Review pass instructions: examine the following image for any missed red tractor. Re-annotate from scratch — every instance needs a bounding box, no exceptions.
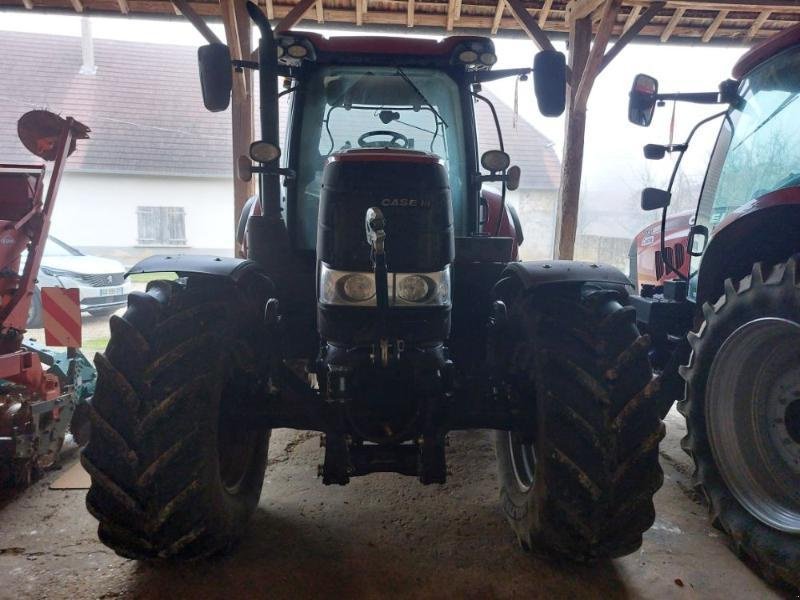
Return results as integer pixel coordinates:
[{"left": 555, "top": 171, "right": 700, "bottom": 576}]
[
  {"left": 83, "top": 2, "right": 666, "bottom": 564},
  {"left": 628, "top": 24, "right": 800, "bottom": 590}
]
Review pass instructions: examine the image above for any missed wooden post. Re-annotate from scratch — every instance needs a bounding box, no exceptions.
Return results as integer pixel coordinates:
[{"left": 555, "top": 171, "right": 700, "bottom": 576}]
[
  {"left": 553, "top": 17, "right": 591, "bottom": 261},
  {"left": 222, "top": 0, "right": 255, "bottom": 255}
]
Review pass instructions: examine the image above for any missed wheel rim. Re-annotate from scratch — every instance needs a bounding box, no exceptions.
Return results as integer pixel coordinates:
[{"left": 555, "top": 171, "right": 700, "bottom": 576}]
[
  {"left": 707, "top": 317, "right": 800, "bottom": 533},
  {"left": 507, "top": 432, "right": 536, "bottom": 492},
  {"left": 217, "top": 382, "right": 260, "bottom": 495}
]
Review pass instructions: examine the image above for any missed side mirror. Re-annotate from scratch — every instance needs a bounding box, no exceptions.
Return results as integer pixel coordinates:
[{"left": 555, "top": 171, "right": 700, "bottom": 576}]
[
  {"left": 250, "top": 141, "right": 281, "bottom": 163},
  {"left": 237, "top": 155, "right": 252, "bottom": 182},
  {"left": 481, "top": 150, "right": 510, "bottom": 172},
  {"left": 533, "top": 50, "right": 567, "bottom": 117},
  {"left": 641, "top": 187, "right": 671, "bottom": 211},
  {"left": 629, "top": 74, "right": 659, "bottom": 127},
  {"left": 198, "top": 43, "right": 232, "bottom": 112},
  {"left": 506, "top": 166, "right": 521, "bottom": 191}
]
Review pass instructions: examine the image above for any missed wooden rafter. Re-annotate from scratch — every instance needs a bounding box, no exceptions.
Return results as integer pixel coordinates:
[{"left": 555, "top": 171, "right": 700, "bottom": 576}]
[
  {"left": 745, "top": 10, "right": 771, "bottom": 42},
  {"left": 574, "top": 0, "right": 621, "bottom": 110},
  {"left": 363, "top": 0, "right": 369, "bottom": 21},
  {"left": 21, "top": 0, "right": 33, "bottom": 8},
  {"left": 407, "top": 0, "right": 414, "bottom": 27},
  {"left": 446, "top": 0, "right": 462, "bottom": 31},
  {"left": 702, "top": 9, "right": 728, "bottom": 41},
  {"left": 116, "top": 0, "right": 129, "bottom": 13},
  {"left": 276, "top": 0, "right": 316, "bottom": 31},
  {"left": 601, "top": 1, "right": 664, "bottom": 71},
  {"left": 171, "top": 0, "right": 222, "bottom": 44},
  {"left": 356, "top": 0, "right": 363, "bottom": 25},
  {"left": 504, "top": 0, "right": 556, "bottom": 52},
  {"left": 70, "top": 0, "right": 83, "bottom": 12},
  {"left": 265, "top": 0, "right": 274, "bottom": 20},
  {"left": 492, "top": 0, "right": 506, "bottom": 35},
  {"left": 622, "top": 5, "right": 641, "bottom": 32},
  {"left": 566, "top": 0, "right": 605, "bottom": 22},
  {"left": 538, "top": 0, "right": 553, "bottom": 27},
  {"left": 660, "top": 6, "right": 685, "bottom": 42},
  {"left": 315, "top": 0, "right": 324, "bottom": 23}
]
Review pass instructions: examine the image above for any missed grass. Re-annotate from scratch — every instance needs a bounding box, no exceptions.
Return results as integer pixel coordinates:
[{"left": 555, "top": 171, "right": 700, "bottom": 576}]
[
  {"left": 81, "top": 337, "right": 110, "bottom": 352},
  {"left": 128, "top": 272, "right": 178, "bottom": 283}
]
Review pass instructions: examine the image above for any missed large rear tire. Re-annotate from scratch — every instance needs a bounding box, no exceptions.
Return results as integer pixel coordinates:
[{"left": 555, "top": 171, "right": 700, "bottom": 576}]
[
  {"left": 82, "top": 276, "right": 272, "bottom": 560},
  {"left": 496, "top": 284, "right": 663, "bottom": 560},
  {"left": 680, "top": 257, "right": 800, "bottom": 590}
]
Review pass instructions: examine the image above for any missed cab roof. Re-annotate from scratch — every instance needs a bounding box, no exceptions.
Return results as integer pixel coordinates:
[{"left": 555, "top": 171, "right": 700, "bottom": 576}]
[{"left": 733, "top": 22, "right": 800, "bottom": 79}]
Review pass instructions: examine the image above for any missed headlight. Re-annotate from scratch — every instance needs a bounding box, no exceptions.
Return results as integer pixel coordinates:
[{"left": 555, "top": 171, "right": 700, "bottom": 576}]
[
  {"left": 393, "top": 267, "right": 451, "bottom": 307},
  {"left": 319, "top": 264, "right": 451, "bottom": 308},
  {"left": 320, "top": 265, "right": 376, "bottom": 306}
]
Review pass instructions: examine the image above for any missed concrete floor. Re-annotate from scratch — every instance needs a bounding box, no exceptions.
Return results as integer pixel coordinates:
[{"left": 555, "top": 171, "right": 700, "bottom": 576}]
[{"left": 0, "top": 410, "right": 785, "bottom": 599}]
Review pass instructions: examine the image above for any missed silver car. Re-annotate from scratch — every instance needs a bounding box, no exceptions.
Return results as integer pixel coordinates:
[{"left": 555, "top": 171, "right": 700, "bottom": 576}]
[{"left": 28, "top": 237, "right": 133, "bottom": 328}]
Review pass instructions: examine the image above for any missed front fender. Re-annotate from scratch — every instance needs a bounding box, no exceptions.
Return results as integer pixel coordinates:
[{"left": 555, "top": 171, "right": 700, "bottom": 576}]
[
  {"left": 127, "top": 254, "right": 267, "bottom": 285},
  {"left": 501, "top": 260, "right": 632, "bottom": 292}
]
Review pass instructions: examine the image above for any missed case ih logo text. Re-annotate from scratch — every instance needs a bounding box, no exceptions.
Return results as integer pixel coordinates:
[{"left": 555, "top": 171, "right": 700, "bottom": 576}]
[{"left": 381, "top": 198, "right": 430, "bottom": 208}]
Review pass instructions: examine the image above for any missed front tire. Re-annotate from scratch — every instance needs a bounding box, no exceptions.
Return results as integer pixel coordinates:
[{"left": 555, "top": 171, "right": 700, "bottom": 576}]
[
  {"left": 82, "top": 277, "right": 272, "bottom": 560},
  {"left": 680, "top": 257, "right": 800, "bottom": 590},
  {"left": 496, "top": 284, "right": 663, "bottom": 560}
]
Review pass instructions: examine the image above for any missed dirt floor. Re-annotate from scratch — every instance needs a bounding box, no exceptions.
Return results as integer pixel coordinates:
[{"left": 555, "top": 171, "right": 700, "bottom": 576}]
[{"left": 0, "top": 404, "right": 789, "bottom": 600}]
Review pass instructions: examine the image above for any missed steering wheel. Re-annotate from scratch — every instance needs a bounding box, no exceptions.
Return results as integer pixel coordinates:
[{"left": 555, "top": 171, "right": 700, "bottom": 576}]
[{"left": 358, "top": 130, "right": 409, "bottom": 149}]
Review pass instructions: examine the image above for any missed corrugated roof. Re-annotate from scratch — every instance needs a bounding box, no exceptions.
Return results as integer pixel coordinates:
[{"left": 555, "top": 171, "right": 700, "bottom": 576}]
[{"left": 0, "top": 30, "right": 559, "bottom": 188}]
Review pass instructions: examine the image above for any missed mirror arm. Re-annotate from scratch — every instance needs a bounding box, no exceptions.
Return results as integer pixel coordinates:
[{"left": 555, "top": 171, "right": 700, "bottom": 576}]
[
  {"left": 472, "top": 68, "right": 531, "bottom": 84},
  {"left": 474, "top": 173, "right": 508, "bottom": 184},
  {"left": 656, "top": 91, "right": 721, "bottom": 105}
]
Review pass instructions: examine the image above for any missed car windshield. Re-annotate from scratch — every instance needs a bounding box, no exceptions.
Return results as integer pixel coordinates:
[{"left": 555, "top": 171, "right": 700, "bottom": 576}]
[
  {"left": 293, "top": 66, "right": 466, "bottom": 249},
  {"left": 44, "top": 237, "right": 81, "bottom": 257},
  {"left": 700, "top": 46, "right": 800, "bottom": 229}
]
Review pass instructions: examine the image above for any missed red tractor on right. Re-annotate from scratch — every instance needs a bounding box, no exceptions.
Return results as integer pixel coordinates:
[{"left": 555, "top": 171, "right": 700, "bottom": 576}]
[{"left": 628, "top": 24, "right": 800, "bottom": 590}]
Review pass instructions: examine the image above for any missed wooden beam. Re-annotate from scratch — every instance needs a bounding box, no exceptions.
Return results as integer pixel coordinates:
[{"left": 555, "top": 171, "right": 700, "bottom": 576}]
[
  {"left": 622, "top": 4, "right": 640, "bottom": 32},
  {"left": 446, "top": 0, "right": 462, "bottom": 31},
  {"left": 265, "top": 0, "right": 274, "bottom": 20},
  {"left": 745, "top": 10, "right": 771, "bottom": 42},
  {"left": 702, "top": 9, "right": 728, "bottom": 41},
  {"left": 117, "top": 0, "right": 129, "bottom": 13},
  {"left": 70, "top": 0, "right": 83, "bottom": 12},
  {"left": 356, "top": 0, "right": 363, "bottom": 24},
  {"left": 574, "top": 0, "right": 621, "bottom": 110},
  {"left": 172, "top": 0, "right": 222, "bottom": 44},
  {"left": 362, "top": 0, "right": 368, "bottom": 20},
  {"left": 600, "top": 1, "right": 664, "bottom": 72},
  {"left": 660, "top": 7, "right": 685, "bottom": 42},
  {"left": 276, "top": 0, "right": 317, "bottom": 32},
  {"left": 554, "top": 16, "right": 591, "bottom": 261},
  {"left": 566, "top": 0, "right": 605, "bottom": 22},
  {"left": 315, "top": 0, "right": 324, "bottom": 22},
  {"left": 222, "top": 0, "right": 255, "bottom": 253},
  {"left": 538, "top": 0, "right": 553, "bottom": 27},
  {"left": 21, "top": 0, "right": 33, "bottom": 8},
  {"left": 491, "top": 0, "right": 505, "bottom": 35},
  {"left": 407, "top": 0, "right": 414, "bottom": 27},
  {"left": 504, "top": 0, "right": 555, "bottom": 51}
]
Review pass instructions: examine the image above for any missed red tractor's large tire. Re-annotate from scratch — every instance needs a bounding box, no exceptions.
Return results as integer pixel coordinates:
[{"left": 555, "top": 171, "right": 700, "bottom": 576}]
[
  {"left": 496, "top": 285, "right": 663, "bottom": 561},
  {"left": 82, "top": 277, "right": 271, "bottom": 560},
  {"left": 680, "top": 258, "right": 800, "bottom": 591}
]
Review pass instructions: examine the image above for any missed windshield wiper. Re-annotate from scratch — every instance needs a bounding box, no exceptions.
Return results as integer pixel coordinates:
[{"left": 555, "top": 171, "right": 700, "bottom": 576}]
[
  {"left": 396, "top": 67, "right": 448, "bottom": 129},
  {"left": 732, "top": 92, "right": 799, "bottom": 152}
]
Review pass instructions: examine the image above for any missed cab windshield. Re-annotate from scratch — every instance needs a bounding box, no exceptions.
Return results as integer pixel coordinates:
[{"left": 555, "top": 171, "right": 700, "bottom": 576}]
[
  {"left": 699, "top": 46, "right": 800, "bottom": 230},
  {"left": 293, "top": 66, "right": 466, "bottom": 249}
]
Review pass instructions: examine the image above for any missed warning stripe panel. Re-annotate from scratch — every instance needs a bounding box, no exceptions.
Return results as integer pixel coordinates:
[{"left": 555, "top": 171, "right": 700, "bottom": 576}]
[{"left": 41, "top": 287, "right": 82, "bottom": 347}]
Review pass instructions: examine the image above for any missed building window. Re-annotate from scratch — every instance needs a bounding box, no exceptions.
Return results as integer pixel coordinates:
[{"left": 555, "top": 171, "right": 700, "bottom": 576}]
[{"left": 136, "top": 207, "right": 187, "bottom": 246}]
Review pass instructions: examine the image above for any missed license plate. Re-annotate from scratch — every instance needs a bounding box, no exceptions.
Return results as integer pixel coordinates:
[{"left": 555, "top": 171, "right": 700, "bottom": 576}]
[{"left": 99, "top": 287, "right": 123, "bottom": 297}]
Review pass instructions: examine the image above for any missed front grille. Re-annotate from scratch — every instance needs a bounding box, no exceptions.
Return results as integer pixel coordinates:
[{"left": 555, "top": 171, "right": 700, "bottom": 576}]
[
  {"left": 74, "top": 273, "right": 124, "bottom": 287},
  {"left": 82, "top": 294, "right": 127, "bottom": 307}
]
